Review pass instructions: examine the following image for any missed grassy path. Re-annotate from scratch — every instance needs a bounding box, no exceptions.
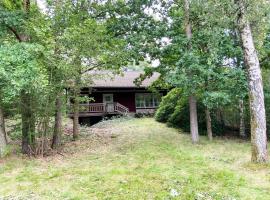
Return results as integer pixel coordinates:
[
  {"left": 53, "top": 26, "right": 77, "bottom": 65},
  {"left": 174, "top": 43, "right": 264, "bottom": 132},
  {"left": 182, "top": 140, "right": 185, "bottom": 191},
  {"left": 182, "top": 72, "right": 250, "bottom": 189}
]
[{"left": 0, "top": 118, "right": 269, "bottom": 199}]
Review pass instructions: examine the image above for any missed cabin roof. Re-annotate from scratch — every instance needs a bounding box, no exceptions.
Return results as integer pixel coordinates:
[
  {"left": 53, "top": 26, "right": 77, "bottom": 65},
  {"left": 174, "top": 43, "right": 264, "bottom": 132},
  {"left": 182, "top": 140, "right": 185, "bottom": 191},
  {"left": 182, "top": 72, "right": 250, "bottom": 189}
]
[{"left": 88, "top": 71, "right": 159, "bottom": 88}]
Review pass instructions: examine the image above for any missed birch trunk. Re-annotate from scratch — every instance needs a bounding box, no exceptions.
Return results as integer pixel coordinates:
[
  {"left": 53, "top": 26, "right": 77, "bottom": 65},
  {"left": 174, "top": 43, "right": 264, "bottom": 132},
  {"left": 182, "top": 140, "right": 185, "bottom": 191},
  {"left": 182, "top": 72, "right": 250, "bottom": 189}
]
[
  {"left": 52, "top": 96, "right": 62, "bottom": 148},
  {"left": 184, "top": 0, "right": 199, "bottom": 143},
  {"left": 205, "top": 108, "right": 213, "bottom": 141},
  {"left": 0, "top": 106, "right": 7, "bottom": 156},
  {"left": 239, "top": 99, "right": 246, "bottom": 138},
  {"left": 236, "top": 0, "right": 268, "bottom": 162}
]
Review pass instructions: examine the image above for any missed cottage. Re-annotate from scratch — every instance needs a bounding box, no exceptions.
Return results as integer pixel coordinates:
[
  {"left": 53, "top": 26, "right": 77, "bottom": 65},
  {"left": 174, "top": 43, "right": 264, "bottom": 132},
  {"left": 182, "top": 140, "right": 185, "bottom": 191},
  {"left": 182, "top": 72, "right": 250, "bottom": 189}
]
[{"left": 69, "top": 71, "right": 164, "bottom": 120}]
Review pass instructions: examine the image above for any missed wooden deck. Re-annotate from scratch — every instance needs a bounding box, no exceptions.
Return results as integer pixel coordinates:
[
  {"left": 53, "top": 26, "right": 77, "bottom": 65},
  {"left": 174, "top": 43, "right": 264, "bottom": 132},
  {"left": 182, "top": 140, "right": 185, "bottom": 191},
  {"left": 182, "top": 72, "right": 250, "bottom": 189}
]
[{"left": 68, "top": 102, "right": 129, "bottom": 117}]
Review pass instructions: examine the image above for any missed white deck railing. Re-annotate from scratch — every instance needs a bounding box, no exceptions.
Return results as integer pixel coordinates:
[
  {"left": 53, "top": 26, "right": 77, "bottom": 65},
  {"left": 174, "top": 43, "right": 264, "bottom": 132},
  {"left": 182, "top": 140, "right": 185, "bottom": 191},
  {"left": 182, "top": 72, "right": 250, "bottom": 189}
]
[{"left": 70, "top": 102, "right": 129, "bottom": 115}]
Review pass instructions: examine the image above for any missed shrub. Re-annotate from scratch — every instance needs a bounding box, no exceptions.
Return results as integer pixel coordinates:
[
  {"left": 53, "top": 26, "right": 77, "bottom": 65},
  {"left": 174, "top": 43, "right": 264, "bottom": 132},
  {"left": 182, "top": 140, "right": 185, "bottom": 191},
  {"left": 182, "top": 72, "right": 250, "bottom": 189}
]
[
  {"left": 167, "top": 97, "right": 207, "bottom": 133},
  {"left": 166, "top": 97, "right": 188, "bottom": 130},
  {"left": 155, "top": 89, "right": 225, "bottom": 136},
  {"left": 155, "top": 89, "right": 206, "bottom": 132},
  {"left": 155, "top": 88, "right": 182, "bottom": 123}
]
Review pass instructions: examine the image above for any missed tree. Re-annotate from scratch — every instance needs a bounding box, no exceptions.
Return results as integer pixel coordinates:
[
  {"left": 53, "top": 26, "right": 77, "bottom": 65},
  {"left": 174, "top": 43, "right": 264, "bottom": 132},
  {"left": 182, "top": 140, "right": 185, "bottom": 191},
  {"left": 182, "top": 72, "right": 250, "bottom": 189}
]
[
  {"left": 160, "top": 0, "right": 242, "bottom": 141},
  {"left": 183, "top": 0, "right": 199, "bottom": 143},
  {"left": 0, "top": 0, "right": 36, "bottom": 154},
  {"left": 235, "top": 0, "right": 268, "bottom": 162},
  {"left": 0, "top": 0, "right": 128, "bottom": 153},
  {"left": 0, "top": 42, "right": 49, "bottom": 154},
  {"left": 50, "top": 0, "right": 65, "bottom": 148},
  {"left": 0, "top": 0, "right": 55, "bottom": 154},
  {"left": 105, "top": 0, "right": 200, "bottom": 142},
  {"left": 111, "top": 0, "right": 247, "bottom": 142},
  {"left": 57, "top": 1, "right": 128, "bottom": 140}
]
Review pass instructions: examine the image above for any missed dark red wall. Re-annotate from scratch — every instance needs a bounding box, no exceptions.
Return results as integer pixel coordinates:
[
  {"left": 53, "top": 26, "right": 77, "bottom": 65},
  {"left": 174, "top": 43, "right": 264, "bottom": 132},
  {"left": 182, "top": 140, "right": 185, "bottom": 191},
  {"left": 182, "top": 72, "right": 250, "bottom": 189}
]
[
  {"left": 83, "top": 87, "right": 167, "bottom": 113},
  {"left": 90, "top": 93, "right": 103, "bottom": 103},
  {"left": 89, "top": 91, "right": 136, "bottom": 112},
  {"left": 114, "top": 92, "right": 136, "bottom": 112}
]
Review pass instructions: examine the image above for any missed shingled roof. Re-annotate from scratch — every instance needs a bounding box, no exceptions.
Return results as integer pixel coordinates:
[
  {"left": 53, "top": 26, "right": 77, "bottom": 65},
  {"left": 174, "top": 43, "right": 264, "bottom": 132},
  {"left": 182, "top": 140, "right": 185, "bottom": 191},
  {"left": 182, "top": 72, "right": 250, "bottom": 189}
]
[{"left": 89, "top": 71, "right": 159, "bottom": 88}]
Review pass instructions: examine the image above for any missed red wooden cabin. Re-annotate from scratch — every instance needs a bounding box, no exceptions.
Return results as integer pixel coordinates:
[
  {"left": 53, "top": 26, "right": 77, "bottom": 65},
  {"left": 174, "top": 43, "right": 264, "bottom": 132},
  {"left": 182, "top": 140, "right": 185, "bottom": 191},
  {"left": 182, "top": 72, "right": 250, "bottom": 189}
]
[{"left": 69, "top": 71, "right": 164, "bottom": 118}]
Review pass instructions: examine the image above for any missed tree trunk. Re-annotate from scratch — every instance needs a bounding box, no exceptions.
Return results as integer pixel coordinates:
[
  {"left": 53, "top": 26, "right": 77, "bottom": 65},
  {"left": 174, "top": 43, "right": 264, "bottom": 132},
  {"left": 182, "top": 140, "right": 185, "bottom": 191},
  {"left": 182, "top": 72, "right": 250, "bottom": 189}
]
[
  {"left": 205, "top": 108, "right": 213, "bottom": 141},
  {"left": 239, "top": 99, "right": 246, "bottom": 138},
  {"left": 72, "top": 57, "right": 82, "bottom": 140},
  {"left": 0, "top": 106, "right": 7, "bottom": 156},
  {"left": 184, "top": 0, "right": 199, "bottom": 143},
  {"left": 236, "top": 0, "right": 268, "bottom": 162},
  {"left": 189, "top": 95, "right": 199, "bottom": 143},
  {"left": 23, "top": 0, "right": 30, "bottom": 12},
  {"left": 51, "top": 0, "right": 63, "bottom": 148},
  {"left": 21, "top": 90, "right": 36, "bottom": 154},
  {"left": 73, "top": 87, "right": 79, "bottom": 140},
  {"left": 52, "top": 96, "right": 62, "bottom": 148}
]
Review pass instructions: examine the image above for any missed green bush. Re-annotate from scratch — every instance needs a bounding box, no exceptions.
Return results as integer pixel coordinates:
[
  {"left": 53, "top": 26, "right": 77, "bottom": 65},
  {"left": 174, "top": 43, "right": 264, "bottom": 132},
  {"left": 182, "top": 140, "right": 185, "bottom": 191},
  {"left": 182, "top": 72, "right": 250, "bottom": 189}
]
[
  {"left": 155, "top": 89, "right": 206, "bottom": 133},
  {"left": 156, "top": 85, "right": 270, "bottom": 137},
  {"left": 155, "top": 89, "right": 225, "bottom": 136},
  {"left": 166, "top": 97, "right": 189, "bottom": 130},
  {"left": 166, "top": 98, "right": 208, "bottom": 133},
  {"left": 155, "top": 88, "right": 182, "bottom": 123}
]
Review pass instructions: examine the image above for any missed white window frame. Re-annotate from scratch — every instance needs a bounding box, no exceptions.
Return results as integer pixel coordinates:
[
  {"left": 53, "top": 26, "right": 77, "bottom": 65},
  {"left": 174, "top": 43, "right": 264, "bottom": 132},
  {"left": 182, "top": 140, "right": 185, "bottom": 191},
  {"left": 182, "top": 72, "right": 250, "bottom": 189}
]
[{"left": 135, "top": 93, "right": 161, "bottom": 108}]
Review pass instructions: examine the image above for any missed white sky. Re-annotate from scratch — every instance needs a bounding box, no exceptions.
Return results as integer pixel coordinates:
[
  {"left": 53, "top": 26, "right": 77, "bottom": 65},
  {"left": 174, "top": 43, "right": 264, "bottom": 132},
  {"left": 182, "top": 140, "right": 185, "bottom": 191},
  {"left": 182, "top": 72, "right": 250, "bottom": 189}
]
[{"left": 37, "top": 0, "right": 47, "bottom": 12}]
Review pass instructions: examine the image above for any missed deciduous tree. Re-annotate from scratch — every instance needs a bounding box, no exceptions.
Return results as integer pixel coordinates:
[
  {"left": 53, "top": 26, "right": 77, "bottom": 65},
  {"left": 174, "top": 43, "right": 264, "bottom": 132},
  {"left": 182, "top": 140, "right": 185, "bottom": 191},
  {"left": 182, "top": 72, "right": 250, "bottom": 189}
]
[{"left": 235, "top": 0, "right": 268, "bottom": 162}]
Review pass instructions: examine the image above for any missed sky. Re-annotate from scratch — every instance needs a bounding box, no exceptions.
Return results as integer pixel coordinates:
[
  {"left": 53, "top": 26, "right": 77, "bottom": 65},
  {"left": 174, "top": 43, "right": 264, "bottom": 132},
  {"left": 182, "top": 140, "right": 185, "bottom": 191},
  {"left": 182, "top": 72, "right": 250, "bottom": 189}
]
[{"left": 37, "top": 0, "right": 46, "bottom": 12}]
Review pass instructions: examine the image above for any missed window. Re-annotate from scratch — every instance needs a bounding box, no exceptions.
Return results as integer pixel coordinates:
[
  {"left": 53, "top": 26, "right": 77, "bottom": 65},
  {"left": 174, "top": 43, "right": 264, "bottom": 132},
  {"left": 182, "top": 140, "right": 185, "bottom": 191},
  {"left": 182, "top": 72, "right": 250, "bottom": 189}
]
[
  {"left": 105, "top": 96, "right": 111, "bottom": 102},
  {"left": 103, "top": 94, "right": 114, "bottom": 103},
  {"left": 135, "top": 93, "right": 161, "bottom": 108}
]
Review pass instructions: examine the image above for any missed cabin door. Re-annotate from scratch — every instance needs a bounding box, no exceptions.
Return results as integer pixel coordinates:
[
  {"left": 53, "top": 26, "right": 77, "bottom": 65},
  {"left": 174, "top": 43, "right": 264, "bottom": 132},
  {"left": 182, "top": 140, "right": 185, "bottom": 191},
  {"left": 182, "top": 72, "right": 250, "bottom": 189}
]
[{"left": 103, "top": 94, "right": 114, "bottom": 113}]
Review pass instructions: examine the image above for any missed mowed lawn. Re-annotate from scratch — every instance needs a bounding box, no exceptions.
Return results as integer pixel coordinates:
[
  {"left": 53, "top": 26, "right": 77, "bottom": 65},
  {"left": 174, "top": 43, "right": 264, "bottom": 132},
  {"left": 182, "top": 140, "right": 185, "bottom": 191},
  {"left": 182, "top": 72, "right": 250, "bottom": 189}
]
[{"left": 0, "top": 118, "right": 270, "bottom": 200}]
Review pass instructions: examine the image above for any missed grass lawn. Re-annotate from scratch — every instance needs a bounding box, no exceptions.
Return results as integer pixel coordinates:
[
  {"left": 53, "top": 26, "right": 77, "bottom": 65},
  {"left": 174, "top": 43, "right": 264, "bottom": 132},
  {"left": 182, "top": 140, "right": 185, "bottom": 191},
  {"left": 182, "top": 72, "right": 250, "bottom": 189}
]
[{"left": 0, "top": 118, "right": 270, "bottom": 200}]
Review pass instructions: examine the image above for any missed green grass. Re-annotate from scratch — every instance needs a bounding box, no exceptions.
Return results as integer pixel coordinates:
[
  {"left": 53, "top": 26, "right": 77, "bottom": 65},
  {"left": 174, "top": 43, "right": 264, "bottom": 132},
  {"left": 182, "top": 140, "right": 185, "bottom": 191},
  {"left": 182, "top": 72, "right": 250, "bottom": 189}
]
[{"left": 0, "top": 118, "right": 270, "bottom": 199}]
